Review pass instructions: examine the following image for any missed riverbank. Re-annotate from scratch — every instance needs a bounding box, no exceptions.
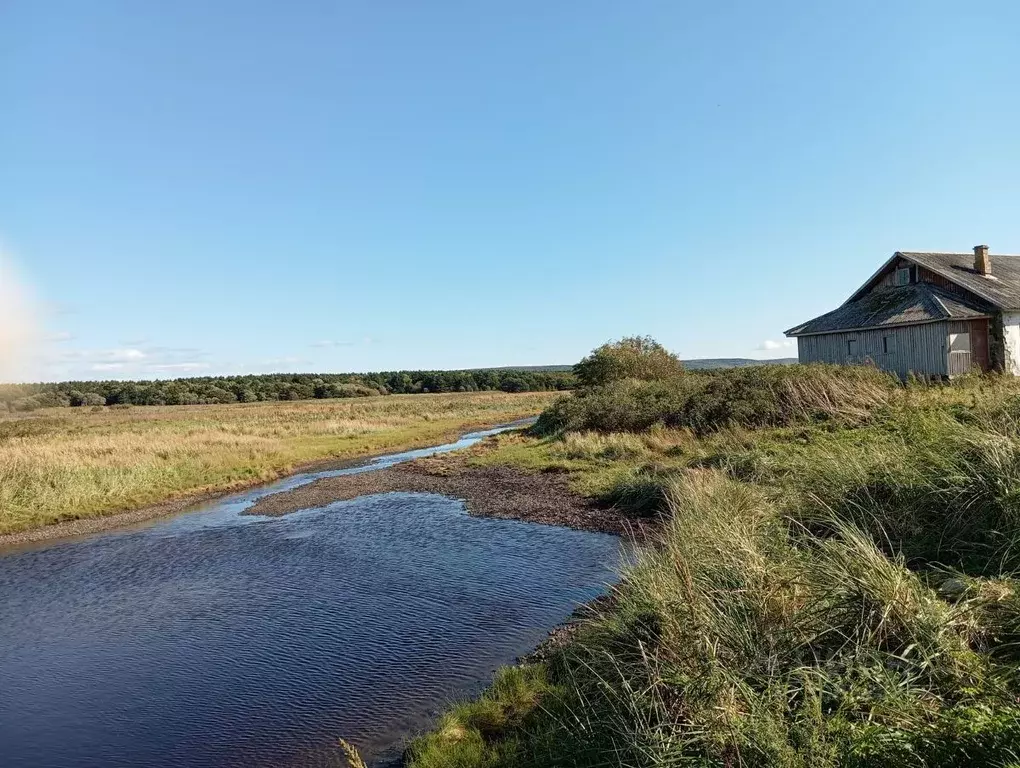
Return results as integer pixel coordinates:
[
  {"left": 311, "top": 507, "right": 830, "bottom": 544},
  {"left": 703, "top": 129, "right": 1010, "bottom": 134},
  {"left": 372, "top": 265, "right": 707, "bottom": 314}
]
[
  {"left": 245, "top": 446, "right": 629, "bottom": 534},
  {"left": 0, "top": 391, "right": 559, "bottom": 543}
]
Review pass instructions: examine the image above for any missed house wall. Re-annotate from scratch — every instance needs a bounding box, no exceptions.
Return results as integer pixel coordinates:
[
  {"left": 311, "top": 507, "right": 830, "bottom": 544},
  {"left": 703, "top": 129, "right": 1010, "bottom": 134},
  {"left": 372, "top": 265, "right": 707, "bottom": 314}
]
[
  {"left": 797, "top": 322, "right": 950, "bottom": 378},
  {"left": 1002, "top": 312, "right": 1020, "bottom": 375}
]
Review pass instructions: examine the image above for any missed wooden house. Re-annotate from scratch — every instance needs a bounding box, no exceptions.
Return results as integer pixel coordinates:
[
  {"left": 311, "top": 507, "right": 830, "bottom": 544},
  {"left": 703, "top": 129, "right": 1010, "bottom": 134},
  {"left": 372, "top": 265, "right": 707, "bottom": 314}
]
[{"left": 785, "top": 246, "right": 1020, "bottom": 378}]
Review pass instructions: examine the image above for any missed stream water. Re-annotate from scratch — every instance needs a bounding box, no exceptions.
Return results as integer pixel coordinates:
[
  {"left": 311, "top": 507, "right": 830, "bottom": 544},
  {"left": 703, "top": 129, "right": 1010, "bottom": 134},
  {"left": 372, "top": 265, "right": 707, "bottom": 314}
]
[{"left": 0, "top": 424, "right": 621, "bottom": 767}]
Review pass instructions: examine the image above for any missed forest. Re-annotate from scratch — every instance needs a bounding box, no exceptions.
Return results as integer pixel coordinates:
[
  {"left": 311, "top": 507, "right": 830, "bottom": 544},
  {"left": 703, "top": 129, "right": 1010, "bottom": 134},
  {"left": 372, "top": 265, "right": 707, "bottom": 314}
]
[{"left": 0, "top": 368, "right": 575, "bottom": 412}]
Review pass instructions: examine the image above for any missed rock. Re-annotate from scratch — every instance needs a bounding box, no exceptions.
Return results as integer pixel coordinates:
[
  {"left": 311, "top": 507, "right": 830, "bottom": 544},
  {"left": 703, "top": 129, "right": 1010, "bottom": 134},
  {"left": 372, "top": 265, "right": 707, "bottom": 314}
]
[{"left": 938, "top": 577, "right": 969, "bottom": 599}]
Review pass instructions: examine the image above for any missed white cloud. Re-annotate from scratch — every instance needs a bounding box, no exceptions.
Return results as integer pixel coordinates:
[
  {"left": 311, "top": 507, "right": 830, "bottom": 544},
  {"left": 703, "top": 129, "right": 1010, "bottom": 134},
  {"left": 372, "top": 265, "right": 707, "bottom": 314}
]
[
  {"left": 757, "top": 339, "right": 795, "bottom": 351},
  {"left": 310, "top": 340, "right": 356, "bottom": 348},
  {"left": 106, "top": 348, "right": 146, "bottom": 362},
  {"left": 22, "top": 344, "right": 215, "bottom": 382},
  {"left": 147, "top": 362, "right": 210, "bottom": 373}
]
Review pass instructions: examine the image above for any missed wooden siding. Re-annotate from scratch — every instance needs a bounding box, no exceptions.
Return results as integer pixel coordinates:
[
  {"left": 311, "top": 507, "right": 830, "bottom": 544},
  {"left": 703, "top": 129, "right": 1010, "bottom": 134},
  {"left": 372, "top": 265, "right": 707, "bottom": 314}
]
[
  {"left": 947, "top": 320, "right": 972, "bottom": 375},
  {"left": 797, "top": 322, "right": 950, "bottom": 378},
  {"left": 945, "top": 319, "right": 990, "bottom": 375},
  {"left": 970, "top": 318, "right": 991, "bottom": 372},
  {"left": 872, "top": 257, "right": 911, "bottom": 290},
  {"left": 918, "top": 266, "right": 963, "bottom": 294},
  {"left": 866, "top": 260, "right": 965, "bottom": 297}
]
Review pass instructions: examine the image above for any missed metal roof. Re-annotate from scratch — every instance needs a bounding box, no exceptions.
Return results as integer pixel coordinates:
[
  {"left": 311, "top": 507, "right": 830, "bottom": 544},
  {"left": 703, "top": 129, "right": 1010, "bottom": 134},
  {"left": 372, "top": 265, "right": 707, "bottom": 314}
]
[{"left": 785, "top": 282, "right": 994, "bottom": 337}]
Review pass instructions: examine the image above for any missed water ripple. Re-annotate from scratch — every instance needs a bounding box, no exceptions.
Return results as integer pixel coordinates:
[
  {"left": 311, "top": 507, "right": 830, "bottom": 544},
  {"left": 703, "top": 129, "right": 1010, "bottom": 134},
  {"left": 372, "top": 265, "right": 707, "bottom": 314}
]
[{"left": 0, "top": 490, "right": 619, "bottom": 767}]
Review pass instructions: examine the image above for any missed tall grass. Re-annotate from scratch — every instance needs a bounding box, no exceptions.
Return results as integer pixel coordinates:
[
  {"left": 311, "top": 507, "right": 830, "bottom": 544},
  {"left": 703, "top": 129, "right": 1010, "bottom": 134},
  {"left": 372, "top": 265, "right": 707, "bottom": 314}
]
[
  {"left": 408, "top": 369, "right": 1020, "bottom": 767},
  {"left": 695, "top": 406, "right": 1020, "bottom": 575},
  {"left": 0, "top": 391, "right": 558, "bottom": 534},
  {"left": 534, "top": 364, "right": 896, "bottom": 435},
  {"left": 409, "top": 472, "right": 1020, "bottom": 768}
]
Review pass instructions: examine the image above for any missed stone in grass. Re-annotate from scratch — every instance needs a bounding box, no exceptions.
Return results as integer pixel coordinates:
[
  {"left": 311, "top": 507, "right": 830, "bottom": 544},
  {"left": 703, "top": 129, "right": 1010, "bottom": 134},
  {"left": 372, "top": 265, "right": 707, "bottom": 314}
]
[{"left": 938, "top": 577, "right": 969, "bottom": 600}]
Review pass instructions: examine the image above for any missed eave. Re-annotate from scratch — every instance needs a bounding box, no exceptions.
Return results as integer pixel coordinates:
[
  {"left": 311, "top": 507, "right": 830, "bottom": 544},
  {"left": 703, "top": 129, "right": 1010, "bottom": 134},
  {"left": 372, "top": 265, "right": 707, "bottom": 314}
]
[{"left": 787, "top": 315, "right": 993, "bottom": 338}]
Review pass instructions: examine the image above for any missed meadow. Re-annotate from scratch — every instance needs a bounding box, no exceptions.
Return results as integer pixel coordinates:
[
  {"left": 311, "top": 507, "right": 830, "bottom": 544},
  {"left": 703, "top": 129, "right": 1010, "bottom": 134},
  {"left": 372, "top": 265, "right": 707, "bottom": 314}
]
[
  {"left": 402, "top": 342, "right": 1020, "bottom": 768},
  {"left": 0, "top": 390, "right": 558, "bottom": 535}
]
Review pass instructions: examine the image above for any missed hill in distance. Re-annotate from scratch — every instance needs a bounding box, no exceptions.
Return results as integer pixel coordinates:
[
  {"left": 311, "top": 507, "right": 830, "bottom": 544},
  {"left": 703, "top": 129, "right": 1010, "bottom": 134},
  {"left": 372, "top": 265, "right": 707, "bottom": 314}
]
[
  {"left": 682, "top": 357, "right": 797, "bottom": 370},
  {"left": 486, "top": 359, "right": 797, "bottom": 373}
]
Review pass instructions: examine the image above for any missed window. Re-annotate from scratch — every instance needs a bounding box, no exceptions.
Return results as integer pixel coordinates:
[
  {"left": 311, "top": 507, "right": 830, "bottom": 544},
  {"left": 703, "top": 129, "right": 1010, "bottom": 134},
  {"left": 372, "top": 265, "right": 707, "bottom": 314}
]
[
  {"left": 949, "top": 332, "right": 971, "bottom": 353},
  {"left": 883, "top": 335, "right": 895, "bottom": 354},
  {"left": 895, "top": 267, "right": 912, "bottom": 286},
  {"left": 846, "top": 338, "right": 858, "bottom": 358}
]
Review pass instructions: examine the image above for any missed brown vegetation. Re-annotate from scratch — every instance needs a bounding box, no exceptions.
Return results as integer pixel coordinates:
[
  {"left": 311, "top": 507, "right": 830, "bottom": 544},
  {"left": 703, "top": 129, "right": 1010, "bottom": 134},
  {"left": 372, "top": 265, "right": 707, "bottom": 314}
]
[{"left": 0, "top": 391, "right": 558, "bottom": 536}]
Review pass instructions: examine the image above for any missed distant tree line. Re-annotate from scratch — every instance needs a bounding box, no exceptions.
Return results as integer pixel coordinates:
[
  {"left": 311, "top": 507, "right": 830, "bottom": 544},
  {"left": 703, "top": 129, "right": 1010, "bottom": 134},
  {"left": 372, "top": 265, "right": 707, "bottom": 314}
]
[{"left": 0, "top": 369, "right": 575, "bottom": 412}]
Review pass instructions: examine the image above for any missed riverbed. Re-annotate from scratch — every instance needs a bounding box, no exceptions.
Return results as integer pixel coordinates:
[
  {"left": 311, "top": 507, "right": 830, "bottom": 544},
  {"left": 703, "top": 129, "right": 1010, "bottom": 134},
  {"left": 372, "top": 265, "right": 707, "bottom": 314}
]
[{"left": 0, "top": 426, "right": 620, "bottom": 767}]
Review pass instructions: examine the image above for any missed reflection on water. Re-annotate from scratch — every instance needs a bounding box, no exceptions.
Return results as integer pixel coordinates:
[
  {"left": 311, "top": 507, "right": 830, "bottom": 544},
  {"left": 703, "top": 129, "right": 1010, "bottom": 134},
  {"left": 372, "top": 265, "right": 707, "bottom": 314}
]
[{"left": 0, "top": 423, "right": 619, "bottom": 767}]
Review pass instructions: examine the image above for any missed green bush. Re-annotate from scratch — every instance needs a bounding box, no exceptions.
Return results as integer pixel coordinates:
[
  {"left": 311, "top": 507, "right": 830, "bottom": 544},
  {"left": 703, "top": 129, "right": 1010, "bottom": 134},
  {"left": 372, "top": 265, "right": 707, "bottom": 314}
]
[{"left": 573, "top": 336, "right": 684, "bottom": 387}]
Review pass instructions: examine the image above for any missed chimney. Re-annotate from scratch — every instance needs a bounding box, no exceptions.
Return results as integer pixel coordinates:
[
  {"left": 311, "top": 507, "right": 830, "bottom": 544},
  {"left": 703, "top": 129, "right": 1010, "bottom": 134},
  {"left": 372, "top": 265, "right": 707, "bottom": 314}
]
[{"left": 974, "top": 244, "right": 991, "bottom": 275}]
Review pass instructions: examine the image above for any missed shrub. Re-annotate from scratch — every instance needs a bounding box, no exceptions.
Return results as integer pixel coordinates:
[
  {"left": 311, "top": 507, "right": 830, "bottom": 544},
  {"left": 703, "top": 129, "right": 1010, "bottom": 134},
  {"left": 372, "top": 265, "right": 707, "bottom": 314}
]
[
  {"left": 71, "top": 392, "right": 106, "bottom": 407},
  {"left": 536, "top": 364, "right": 895, "bottom": 436},
  {"left": 573, "top": 336, "right": 684, "bottom": 387},
  {"left": 7, "top": 394, "right": 69, "bottom": 412}
]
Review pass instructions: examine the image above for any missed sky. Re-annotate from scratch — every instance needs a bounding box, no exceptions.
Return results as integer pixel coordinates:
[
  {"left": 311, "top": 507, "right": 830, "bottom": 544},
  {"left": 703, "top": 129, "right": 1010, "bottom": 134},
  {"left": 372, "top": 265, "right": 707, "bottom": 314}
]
[{"left": 2, "top": 1, "right": 1019, "bottom": 382}]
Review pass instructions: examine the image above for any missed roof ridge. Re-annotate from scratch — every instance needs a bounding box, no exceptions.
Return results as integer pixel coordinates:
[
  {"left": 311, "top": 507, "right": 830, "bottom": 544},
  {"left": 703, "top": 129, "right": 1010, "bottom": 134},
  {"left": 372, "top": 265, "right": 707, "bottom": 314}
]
[{"left": 901, "top": 250, "right": 1020, "bottom": 257}]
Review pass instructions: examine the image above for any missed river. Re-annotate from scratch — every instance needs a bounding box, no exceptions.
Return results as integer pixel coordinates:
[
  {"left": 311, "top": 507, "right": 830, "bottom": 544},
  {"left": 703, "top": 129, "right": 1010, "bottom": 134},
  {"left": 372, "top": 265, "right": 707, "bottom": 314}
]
[{"left": 0, "top": 425, "right": 620, "bottom": 767}]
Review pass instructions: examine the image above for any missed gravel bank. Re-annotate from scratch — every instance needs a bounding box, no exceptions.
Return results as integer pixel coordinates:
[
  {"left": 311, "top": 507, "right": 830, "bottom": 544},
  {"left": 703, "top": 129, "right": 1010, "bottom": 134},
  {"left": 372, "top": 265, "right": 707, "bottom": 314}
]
[{"left": 246, "top": 451, "right": 627, "bottom": 534}]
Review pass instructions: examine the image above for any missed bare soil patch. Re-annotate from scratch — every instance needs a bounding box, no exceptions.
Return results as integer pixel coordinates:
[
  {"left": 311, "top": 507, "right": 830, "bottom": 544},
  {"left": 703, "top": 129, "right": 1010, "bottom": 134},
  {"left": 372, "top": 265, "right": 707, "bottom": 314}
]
[{"left": 246, "top": 451, "right": 628, "bottom": 534}]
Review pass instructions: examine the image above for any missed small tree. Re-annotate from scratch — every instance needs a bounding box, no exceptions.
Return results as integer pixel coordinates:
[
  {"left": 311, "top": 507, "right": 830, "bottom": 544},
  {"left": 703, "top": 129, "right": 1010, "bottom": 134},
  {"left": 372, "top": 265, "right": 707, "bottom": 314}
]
[
  {"left": 68, "top": 391, "right": 106, "bottom": 407},
  {"left": 80, "top": 392, "right": 106, "bottom": 407},
  {"left": 574, "top": 336, "right": 684, "bottom": 387}
]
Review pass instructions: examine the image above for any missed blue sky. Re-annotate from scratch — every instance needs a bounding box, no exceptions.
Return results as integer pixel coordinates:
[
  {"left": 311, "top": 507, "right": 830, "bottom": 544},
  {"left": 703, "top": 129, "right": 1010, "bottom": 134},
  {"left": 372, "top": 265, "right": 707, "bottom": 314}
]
[{"left": 2, "top": 1, "right": 1019, "bottom": 381}]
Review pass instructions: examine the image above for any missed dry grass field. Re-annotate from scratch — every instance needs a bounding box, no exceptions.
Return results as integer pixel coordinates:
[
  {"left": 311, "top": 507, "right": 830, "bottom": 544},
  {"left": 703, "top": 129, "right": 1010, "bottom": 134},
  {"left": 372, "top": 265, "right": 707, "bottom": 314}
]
[{"left": 0, "top": 391, "right": 559, "bottom": 535}]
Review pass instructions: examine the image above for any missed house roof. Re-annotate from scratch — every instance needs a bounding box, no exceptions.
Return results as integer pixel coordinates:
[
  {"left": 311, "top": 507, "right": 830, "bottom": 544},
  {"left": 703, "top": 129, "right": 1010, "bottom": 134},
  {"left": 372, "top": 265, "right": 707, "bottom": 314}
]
[
  {"left": 900, "top": 252, "right": 1020, "bottom": 308},
  {"left": 846, "top": 251, "right": 1020, "bottom": 309},
  {"left": 785, "top": 282, "right": 994, "bottom": 337}
]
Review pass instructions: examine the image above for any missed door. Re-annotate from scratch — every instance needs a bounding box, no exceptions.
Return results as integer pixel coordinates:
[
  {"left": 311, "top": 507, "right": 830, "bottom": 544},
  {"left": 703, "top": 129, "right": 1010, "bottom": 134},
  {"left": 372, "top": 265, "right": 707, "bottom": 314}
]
[{"left": 971, "top": 319, "right": 990, "bottom": 372}]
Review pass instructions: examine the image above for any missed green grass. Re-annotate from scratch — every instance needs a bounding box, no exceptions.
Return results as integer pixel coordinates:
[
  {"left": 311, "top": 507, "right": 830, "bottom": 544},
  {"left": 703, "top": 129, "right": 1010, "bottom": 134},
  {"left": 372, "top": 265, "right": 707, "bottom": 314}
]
[
  {"left": 402, "top": 369, "right": 1020, "bottom": 768},
  {"left": 407, "top": 666, "right": 555, "bottom": 768}
]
